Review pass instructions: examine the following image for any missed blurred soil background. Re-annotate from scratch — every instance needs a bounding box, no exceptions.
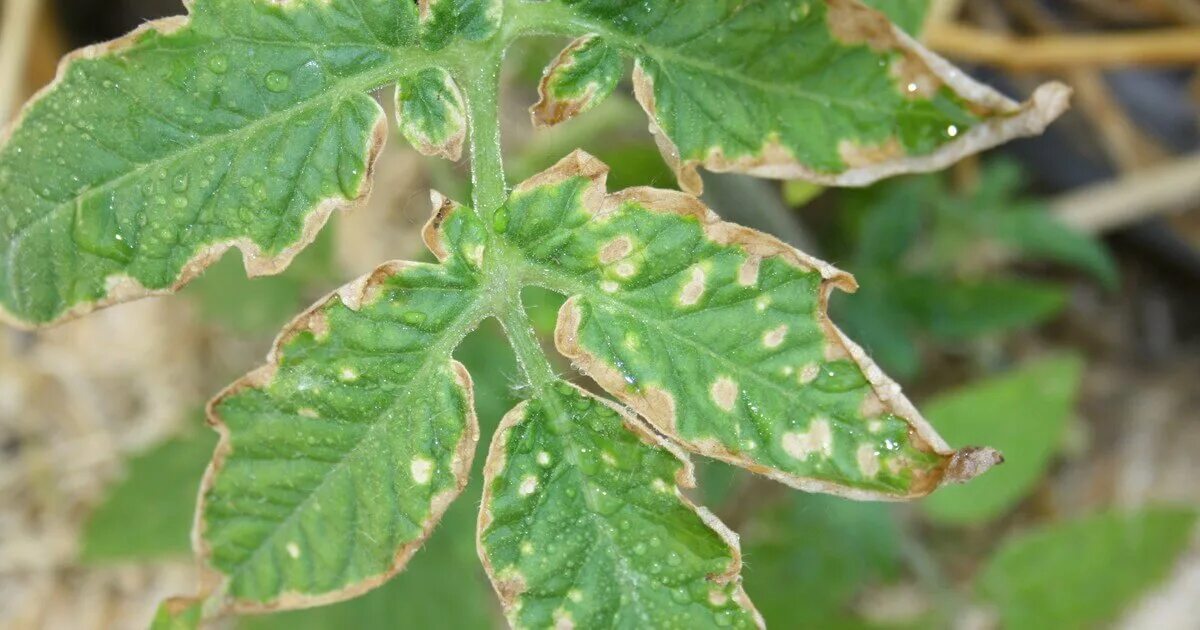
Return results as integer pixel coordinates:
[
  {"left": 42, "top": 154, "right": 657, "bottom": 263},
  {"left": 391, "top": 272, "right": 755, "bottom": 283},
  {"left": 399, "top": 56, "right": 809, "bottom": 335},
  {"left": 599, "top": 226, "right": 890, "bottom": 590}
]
[{"left": 1, "top": 0, "right": 1199, "bottom": 628}]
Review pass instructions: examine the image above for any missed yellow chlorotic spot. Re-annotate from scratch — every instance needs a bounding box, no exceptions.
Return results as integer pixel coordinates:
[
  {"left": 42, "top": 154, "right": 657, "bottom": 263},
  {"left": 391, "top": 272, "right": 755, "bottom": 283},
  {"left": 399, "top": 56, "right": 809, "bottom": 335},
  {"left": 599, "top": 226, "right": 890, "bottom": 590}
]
[
  {"left": 519, "top": 475, "right": 539, "bottom": 496},
  {"left": 857, "top": 443, "right": 881, "bottom": 477},
  {"left": 679, "top": 266, "right": 707, "bottom": 306},
  {"left": 781, "top": 417, "right": 833, "bottom": 460},
  {"left": 710, "top": 376, "right": 738, "bottom": 412},
  {"left": 763, "top": 324, "right": 788, "bottom": 348},
  {"left": 521, "top": 541, "right": 534, "bottom": 555},
  {"left": 568, "top": 589, "right": 583, "bottom": 603},
  {"left": 411, "top": 457, "right": 434, "bottom": 484}
]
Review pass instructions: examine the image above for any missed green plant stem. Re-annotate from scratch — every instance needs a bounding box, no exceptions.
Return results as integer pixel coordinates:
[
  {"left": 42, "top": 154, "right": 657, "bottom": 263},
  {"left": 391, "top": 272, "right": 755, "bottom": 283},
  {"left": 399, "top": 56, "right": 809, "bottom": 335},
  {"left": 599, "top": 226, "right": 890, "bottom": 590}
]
[
  {"left": 498, "top": 292, "right": 558, "bottom": 395},
  {"left": 464, "top": 56, "right": 508, "bottom": 218}
]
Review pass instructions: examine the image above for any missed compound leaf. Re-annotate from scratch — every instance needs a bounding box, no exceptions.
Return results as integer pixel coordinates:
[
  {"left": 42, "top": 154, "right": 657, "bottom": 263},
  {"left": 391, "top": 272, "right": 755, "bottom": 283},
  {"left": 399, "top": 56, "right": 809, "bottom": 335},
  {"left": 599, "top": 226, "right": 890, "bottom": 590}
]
[
  {"left": 978, "top": 507, "right": 1198, "bottom": 630},
  {"left": 538, "top": 0, "right": 1069, "bottom": 192},
  {"left": 496, "top": 152, "right": 998, "bottom": 499},
  {"left": 198, "top": 198, "right": 489, "bottom": 611},
  {"left": 479, "top": 381, "right": 762, "bottom": 629},
  {"left": 921, "top": 356, "right": 1082, "bottom": 524}
]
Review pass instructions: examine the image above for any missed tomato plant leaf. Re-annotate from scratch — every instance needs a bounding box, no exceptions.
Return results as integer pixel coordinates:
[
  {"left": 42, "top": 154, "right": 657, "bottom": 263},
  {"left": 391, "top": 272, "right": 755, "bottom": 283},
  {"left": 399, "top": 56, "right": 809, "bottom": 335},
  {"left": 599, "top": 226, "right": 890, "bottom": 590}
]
[
  {"left": 532, "top": 35, "right": 624, "bottom": 128},
  {"left": 478, "top": 381, "right": 763, "bottom": 629},
  {"left": 395, "top": 68, "right": 469, "bottom": 161},
  {"left": 198, "top": 201, "right": 489, "bottom": 610},
  {"left": 978, "top": 507, "right": 1198, "bottom": 630},
  {"left": 538, "top": 0, "right": 1069, "bottom": 193},
  {"left": 921, "top": 356, "right": 1082, "bottom": 524},
  {"left": 496, "top": 151, "right": 998, "bottom": 499}
]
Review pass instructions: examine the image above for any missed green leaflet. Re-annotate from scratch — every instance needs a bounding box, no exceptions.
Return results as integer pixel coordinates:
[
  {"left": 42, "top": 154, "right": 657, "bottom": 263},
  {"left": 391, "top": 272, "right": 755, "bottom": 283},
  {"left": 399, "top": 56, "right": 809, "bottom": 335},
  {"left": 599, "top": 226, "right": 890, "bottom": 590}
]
[
  {"left": 532, "top": 35, "right": 624, "bottom": 127},
  {"left": 199, "top": 199, "right": 489, "bottom": 609},
  {"left": 150, "top": 598, "right": 203, "bottom": 630},
  {"left": 479, "top": 382, "right": 762, "bottom": 629},
  {"left": 978, "top": 507, "right": 1198, "bottom": 630},
  {"left": 395, "top": 67, "right": 469, "bottom": 161},
  {"left": 496, "top": 152, "right": 997, "bottom": 499},
  {"left": 539, "top": 0, "right": 1068, "bottom": 192},
  {"left": 1, "top": 0, "right": 1067, "bottom": 326}
]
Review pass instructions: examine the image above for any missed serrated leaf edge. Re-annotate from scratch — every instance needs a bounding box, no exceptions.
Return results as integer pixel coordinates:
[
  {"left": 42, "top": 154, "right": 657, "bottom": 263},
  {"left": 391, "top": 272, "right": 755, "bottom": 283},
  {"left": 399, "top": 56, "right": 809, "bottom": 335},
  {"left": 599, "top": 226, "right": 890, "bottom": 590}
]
[
  {"left": 476, "top": 381, "right": 764, "bottom": 629},
  {"left": 627, "top": 0, "right": 1071, "bottom": 194},
  {"left": 0, "top": 7, "right": 388, "bottom": 330},
  {"left": 193, "top": 259, "right": 480, "bottom": 614},
  {"left": 533, "top": 150, "right": 999, "bottom": 500}
]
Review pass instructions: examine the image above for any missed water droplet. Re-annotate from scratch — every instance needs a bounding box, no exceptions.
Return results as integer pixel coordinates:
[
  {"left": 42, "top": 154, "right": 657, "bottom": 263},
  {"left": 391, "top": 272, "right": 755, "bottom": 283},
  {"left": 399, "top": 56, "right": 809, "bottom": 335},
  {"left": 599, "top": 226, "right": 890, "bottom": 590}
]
[
  {"left": 173, "top": 196, "right": 188, "bottom": 209},
  {"left": 491, "top": 206, "right": 510, "bottom": 233},
  {"left": 265, "top": 70, "right": 290, "bottom": 93},
  {"left": 172, "top": 173, "right": 189, "bottom": 193},
  {"left": 208, "top": 55, "right": 229, "bottom": 74}
]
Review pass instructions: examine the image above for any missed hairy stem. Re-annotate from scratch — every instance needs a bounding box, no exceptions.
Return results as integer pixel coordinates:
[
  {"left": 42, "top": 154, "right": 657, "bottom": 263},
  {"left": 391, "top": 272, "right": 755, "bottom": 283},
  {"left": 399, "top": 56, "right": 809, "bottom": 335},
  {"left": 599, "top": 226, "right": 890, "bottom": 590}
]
[{"left": 464, "top": 54, "right": 508, "bottom": 218}]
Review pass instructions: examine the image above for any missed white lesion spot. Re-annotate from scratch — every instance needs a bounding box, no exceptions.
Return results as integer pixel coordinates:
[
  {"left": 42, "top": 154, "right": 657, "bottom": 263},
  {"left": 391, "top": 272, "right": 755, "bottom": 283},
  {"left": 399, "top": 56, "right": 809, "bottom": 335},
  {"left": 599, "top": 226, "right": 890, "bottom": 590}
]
[
  {"left": 708, "top": 589, "right": 729, "bottom": 607},
  {"left": 762, "top": 324, "right": 788, "bottom": 348},
  {"left": 755, "top": 295, "right": 771, "bottom": 312},
  {"left": 537, "top": 451, "right": 552, "bottom": 467},
  {"left": 867, "top": 419, "right": 884, "bottom": 433},
  {"left": 623, "top": 332, "right": 640, "bottom": 350},
  {"left": 710, "top": 376, "right": 738, "bottom": 412},
  {"left": 652, "top": 478, "right": 671, "bottom": 493},
  {"left": 798, "top": 363, "right": 820, "bottom": 385},
  {"left": 338, "top": 366, "right": 359, "bottom": 382},
  {"left": 519, "top": 475, "right": 539, "bottom": 496},
  {"left": 678, "top": 266, "right": 707, "bottom": 306},
  {"left": 553, "top": 609, "right": 575, "bottom": 630},
  {"left": 857, "top": 443, "right": 881, "bottom": 477},
  {"left": 601, "top": 451, "right": 617, "bottom": 466},
  {"left": 600, "top": 280, "right": 620, "bottom": 293},
  {"left": 468, "top": 244, "right": 486, "bottom": 268},
  {"left": 286, "top": 542, "right": 301, "bottom": 559},
  {"left": 782, "top": 417, "right": 833, "bottom": 460},
  {"left": 613, "top": 261, "right": 637, "bottom": 278},
  {"left": 738, "top": 255, "right": 761, "bottom": 287},
  {"left": 598, "top": 235, "right": 633, "bottom": 264},
  {"left": 568, "top": 589, "right": 584, "bottom": 603},
  {"left": 411, "top": 457, "right": 434, "bottom": 484},
  {"left": 742, "top": 439, "right": 758, "bottom": 451}
]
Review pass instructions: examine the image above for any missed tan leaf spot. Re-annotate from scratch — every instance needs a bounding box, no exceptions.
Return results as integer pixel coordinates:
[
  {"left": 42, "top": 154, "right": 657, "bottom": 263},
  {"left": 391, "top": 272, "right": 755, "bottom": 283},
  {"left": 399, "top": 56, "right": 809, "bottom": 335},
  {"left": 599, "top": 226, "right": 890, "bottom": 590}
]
[
  {"left": 798, "top": 363, "right": 820, "bottom": 384},
  {"left": 762, "top": 324, "right": 788, "bottom": 348},
  {"left": 598, "top": 235, "right": 633, "bottom": 263},
  {"left": 857, "top": 444, "right": 881, "bottom": 477},
  {"left": 782, "top": 418, "right": 833, "bottom": 460},
  {"left": 679, "top": 266, "right": 707, "bottom": 306},
  {"left": 738, "top": 255, "right": 761, "bottom": 286},
  {"left": 710, "top": 376, "right": 738, "bottom": 412}
]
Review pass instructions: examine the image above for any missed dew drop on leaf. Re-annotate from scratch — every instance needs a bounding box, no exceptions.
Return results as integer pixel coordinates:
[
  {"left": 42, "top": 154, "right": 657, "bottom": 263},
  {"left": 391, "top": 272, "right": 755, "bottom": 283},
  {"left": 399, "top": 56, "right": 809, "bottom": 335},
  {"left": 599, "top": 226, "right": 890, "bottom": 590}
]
[
  {"left": 265, "top": 70, "right": 291, "bottom": 93},
  {"left": 208, "top": 55, "right": 229, "bottom": 74}
]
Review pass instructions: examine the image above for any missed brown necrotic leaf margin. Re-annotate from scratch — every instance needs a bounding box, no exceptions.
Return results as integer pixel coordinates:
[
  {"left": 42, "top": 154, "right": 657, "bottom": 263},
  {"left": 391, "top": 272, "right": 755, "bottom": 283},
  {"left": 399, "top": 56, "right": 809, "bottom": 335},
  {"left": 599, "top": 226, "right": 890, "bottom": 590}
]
[
  {"left": 628, "top": 0, "right": 1071, "bottom": 194},
  {"left": 192, "top": 260, "right": 479, "bottom": 614},
  {"left": 535, "top": 150, "right": 1001, "bottom": 501},
  {"left": 475, "top": 381, "right": 764, "bottom": 628},
  {"left": 0, "top": 8, "right": 387, "bottom": 330}
]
